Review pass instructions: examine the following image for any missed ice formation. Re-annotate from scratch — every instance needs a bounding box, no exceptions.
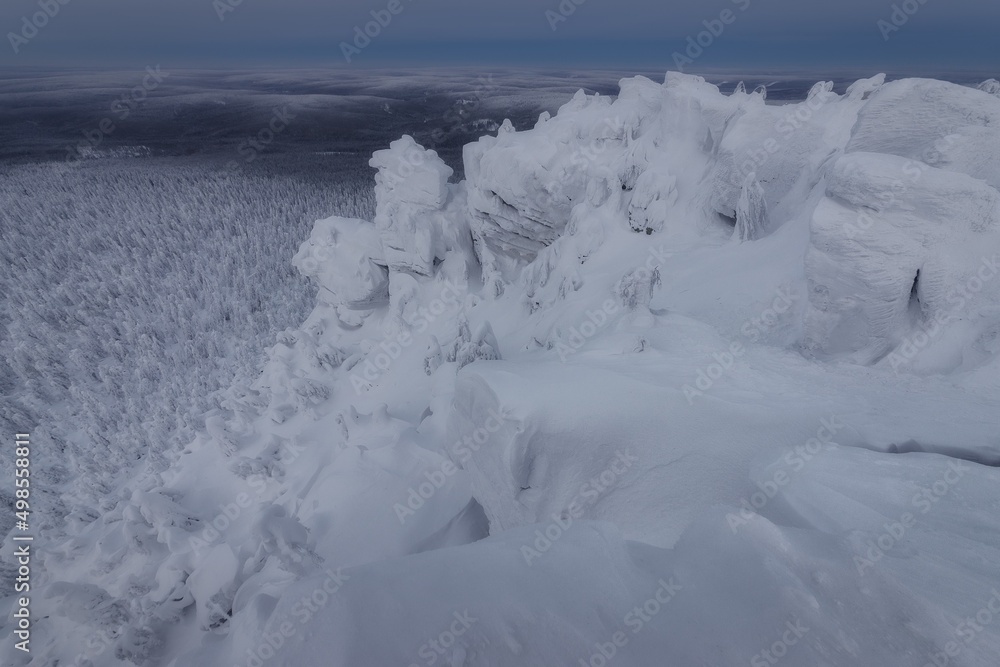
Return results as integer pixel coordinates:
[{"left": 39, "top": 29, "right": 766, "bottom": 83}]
[
  {"left": 8, "top": 73, "right": 1000, "bottom": 667},
  {"left": 733, "top": 171, "right": 768, "bottom": 242}
]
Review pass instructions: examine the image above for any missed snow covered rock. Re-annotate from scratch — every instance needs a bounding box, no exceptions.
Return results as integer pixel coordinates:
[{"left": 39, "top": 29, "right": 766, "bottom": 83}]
[
  {"left": 708, "top": 81, "right": 849, "bottom": 222},
  {"left": 626, "top": 162, "right": 677, "bottom": 234},
  {"left": 21, "top": 71, "right": 1000, "bottom": 667},
  {"left": 847, "top": 78, "right": 1000, "bottom": 190},
  {"left": 803, "top": 152, "right": 1000, "bottom": 366},
  {"left": 292, "top": 216, "right": 388, "bottom": 312},
  {"left": 369, "top": 136, "right": 467, "bottom": 275},
  {"left": 186, "top": 544, "right": 240, "bottom": 630},
  {"left": 463, "top": 88, "right": 628, "bottom": 265}
]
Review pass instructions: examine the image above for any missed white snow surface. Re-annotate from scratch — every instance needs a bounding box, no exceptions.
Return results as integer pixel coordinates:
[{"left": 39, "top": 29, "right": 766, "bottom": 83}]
[{"left": 5, "top": 73, "right": 1000, "bottom": 667}]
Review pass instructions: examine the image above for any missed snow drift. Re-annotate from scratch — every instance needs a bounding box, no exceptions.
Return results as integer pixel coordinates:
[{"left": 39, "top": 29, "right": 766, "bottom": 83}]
[{"left": 7, "top": 73, "right": 1000, "bottom": 667}]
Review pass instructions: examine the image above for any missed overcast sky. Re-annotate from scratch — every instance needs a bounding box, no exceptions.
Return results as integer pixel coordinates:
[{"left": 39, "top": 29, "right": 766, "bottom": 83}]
[{"left": 2, "top": 0, "right": 998, "bottom": 71}]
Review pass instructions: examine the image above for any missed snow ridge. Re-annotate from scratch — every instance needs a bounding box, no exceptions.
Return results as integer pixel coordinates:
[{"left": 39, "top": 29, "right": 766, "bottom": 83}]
[{"left": 10, "top": 73, "right": 1000, "bottom": 667}]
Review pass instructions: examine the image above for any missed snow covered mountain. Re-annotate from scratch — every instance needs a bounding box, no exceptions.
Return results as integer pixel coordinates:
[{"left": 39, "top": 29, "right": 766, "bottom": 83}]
[{"left": 7, "top": 72, "right": 1000, "bottom": 666}]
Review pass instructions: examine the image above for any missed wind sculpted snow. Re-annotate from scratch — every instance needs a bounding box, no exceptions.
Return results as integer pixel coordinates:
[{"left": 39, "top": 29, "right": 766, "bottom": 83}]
[{"left": 6, "top": 72, "right": 1000, "bottom": 667}]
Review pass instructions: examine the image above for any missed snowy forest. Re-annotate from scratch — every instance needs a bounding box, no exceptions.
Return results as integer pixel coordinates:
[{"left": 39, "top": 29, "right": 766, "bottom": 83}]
[{"left": 0, "top": 155, "right": 373, "bottom": 543}]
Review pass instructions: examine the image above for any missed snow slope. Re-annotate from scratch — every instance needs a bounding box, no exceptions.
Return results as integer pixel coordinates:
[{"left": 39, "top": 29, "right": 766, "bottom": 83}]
[{"left": 5, "top": 73, "right": 1000, "bottom": 667}]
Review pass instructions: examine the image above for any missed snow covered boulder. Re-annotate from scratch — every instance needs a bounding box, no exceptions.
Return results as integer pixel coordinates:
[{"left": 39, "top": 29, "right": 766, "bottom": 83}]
[
  {"left": 803, "top": 152, "right": 1000, "bottom": 367},
  {"left": 292, "top": 216, "right": 388, "bottom": 312},
  {"left": 370, "top": 135, "right": 465, "bottom": 276},
  {"left": 289, "top": 435, "right": 487, "bottom": 571},
  {"left": 187, "top": 544, "right": 240, "bottom": 630},
  {"left": 464, "top": 73, "right": 736, "bottom": 275},
  {"left": 847, "top": 78, "right": 1000, "bottom": 190},
  {"left": 463, "top": 91, "right": 628, "bottom": 263}
]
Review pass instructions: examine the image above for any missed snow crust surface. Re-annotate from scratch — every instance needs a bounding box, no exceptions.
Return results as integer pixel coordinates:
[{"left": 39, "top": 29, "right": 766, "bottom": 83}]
[{"left": 6, "top": 73, "right": 1000, "bottom": 667}]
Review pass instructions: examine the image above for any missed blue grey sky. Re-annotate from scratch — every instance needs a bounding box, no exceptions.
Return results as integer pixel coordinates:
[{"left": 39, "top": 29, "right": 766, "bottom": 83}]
[{"left": 2, "top": 0, "right": 998, "bottom": 71}]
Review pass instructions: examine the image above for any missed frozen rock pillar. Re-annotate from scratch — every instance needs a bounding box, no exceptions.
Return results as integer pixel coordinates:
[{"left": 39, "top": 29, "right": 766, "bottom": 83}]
[{"left": 369, "top": 135, "right": 454, "bottom": 276}]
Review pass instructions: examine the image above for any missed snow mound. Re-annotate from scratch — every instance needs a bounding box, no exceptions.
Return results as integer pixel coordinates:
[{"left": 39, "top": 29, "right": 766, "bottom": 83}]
[
  {"left": 979, "top": 79, "right": 1000, "bottom": 96},
  {"left": 12, "top": 72, "right": 1000, "bottom": 667},
  {"left": 804, "top": 152, "right": 1000, "bottom": 367},
  {"left": 183, "top": 475, "right": 1000, "bottom": 667}
]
